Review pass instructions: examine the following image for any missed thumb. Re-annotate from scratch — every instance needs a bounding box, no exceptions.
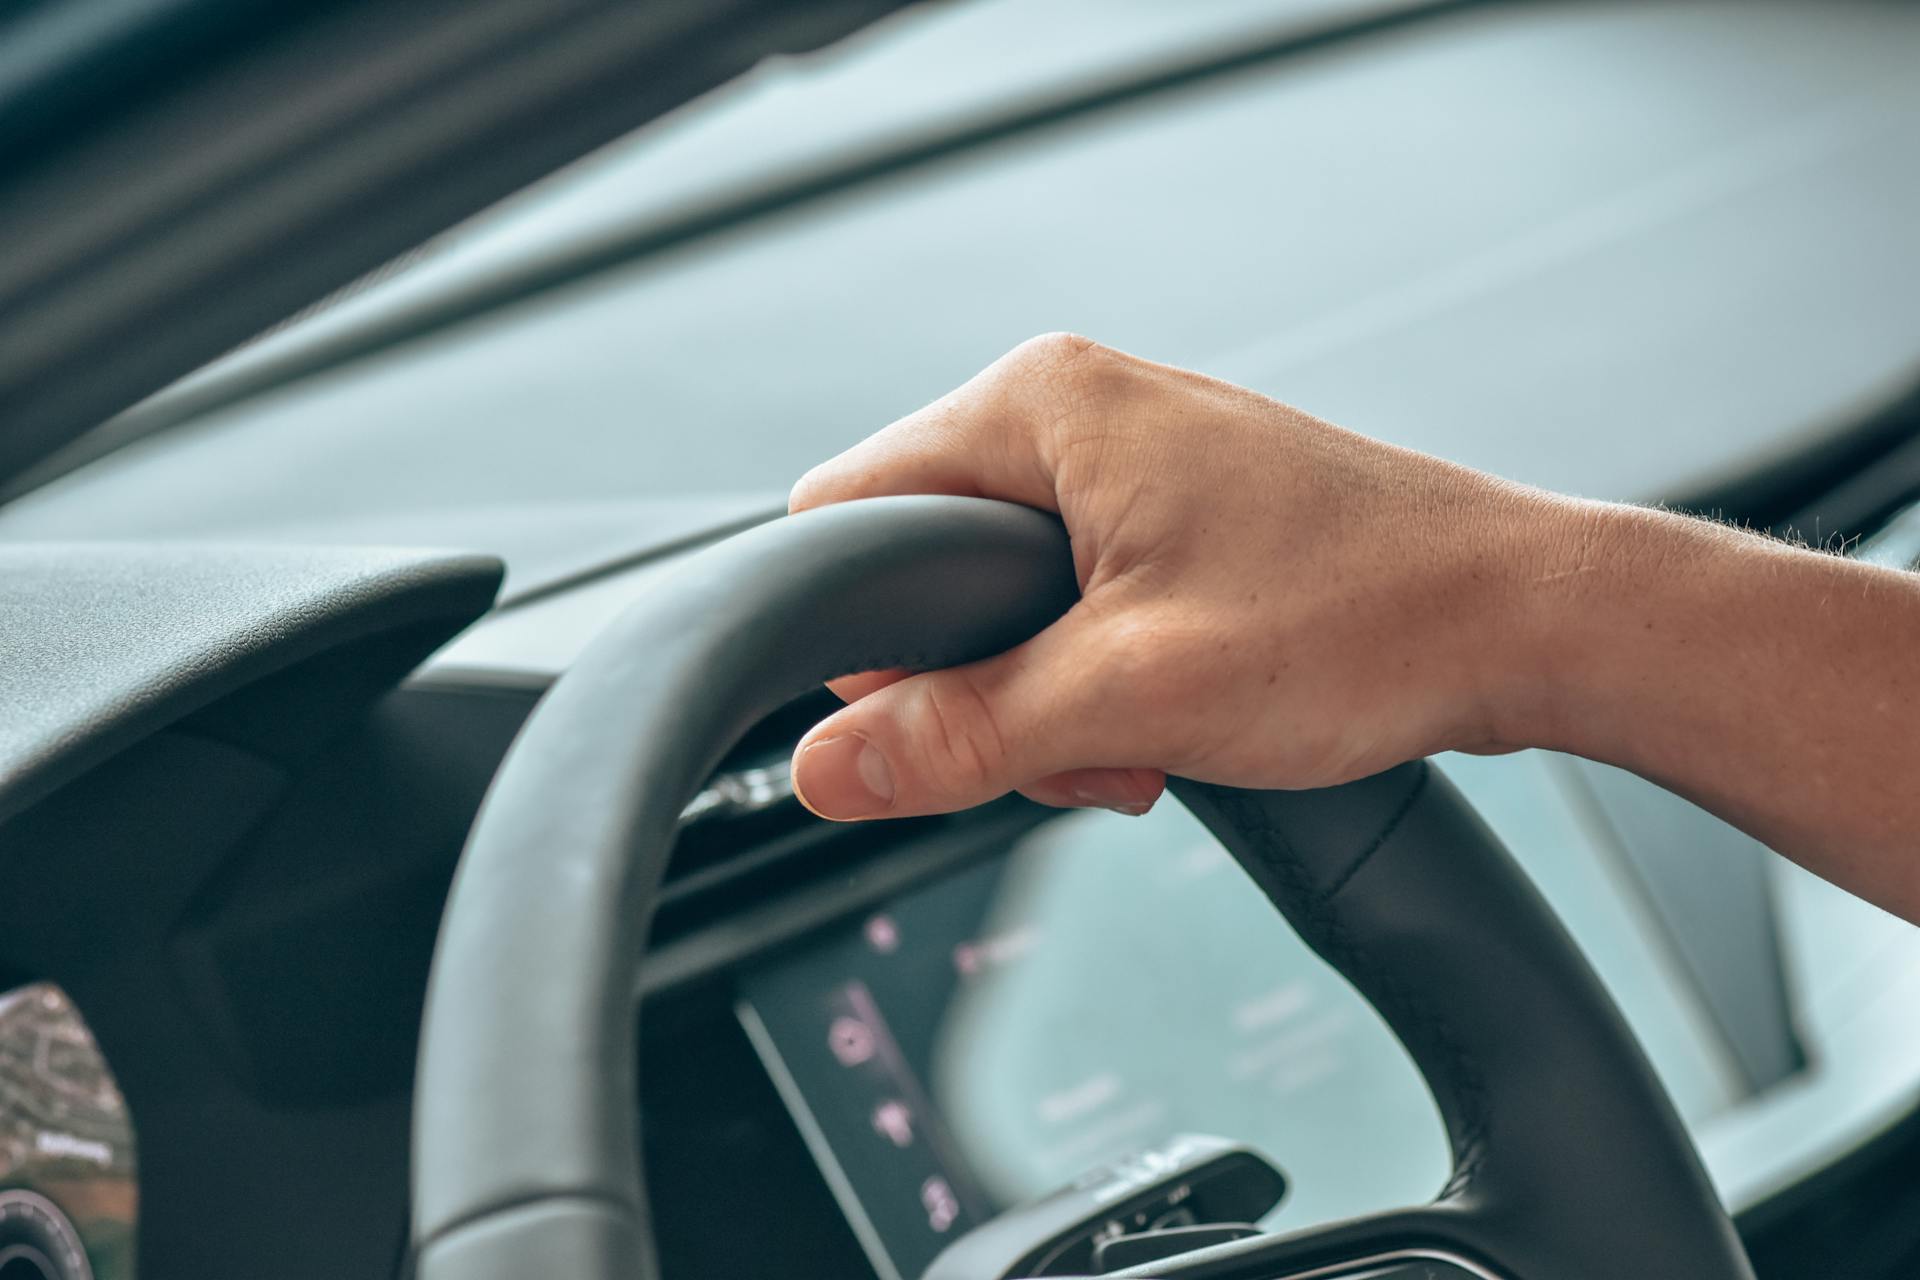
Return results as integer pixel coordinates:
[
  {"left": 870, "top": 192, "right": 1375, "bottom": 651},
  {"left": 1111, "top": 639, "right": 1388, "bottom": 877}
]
[{"left": 789, "top": 615, "right": 1163, "bottom": 820}]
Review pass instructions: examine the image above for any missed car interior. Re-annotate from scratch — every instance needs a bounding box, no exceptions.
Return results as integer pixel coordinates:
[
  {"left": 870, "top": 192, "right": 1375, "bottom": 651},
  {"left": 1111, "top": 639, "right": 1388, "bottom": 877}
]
[{"left": 2, "top": 2, "right": 1919, "bottom": 1279}]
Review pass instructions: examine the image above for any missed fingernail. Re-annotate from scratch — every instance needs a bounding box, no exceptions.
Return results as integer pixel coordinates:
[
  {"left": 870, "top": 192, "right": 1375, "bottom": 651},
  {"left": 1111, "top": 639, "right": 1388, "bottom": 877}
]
[
  {"left": 794, "top": 733, "right": 895, "bottom": 820},
  {"left": 1071, "top": 781, "right": 1154, "bottom": 817}
]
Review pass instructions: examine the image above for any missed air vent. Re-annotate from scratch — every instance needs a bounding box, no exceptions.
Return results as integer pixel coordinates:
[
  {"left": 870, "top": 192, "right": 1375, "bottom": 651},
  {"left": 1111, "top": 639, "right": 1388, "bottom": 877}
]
[
  {"left": 654, "top": 690, "right": 883, "bottom": 937},
  {"left": 680, "top": 753, "right": 796, "bottom": 827}
]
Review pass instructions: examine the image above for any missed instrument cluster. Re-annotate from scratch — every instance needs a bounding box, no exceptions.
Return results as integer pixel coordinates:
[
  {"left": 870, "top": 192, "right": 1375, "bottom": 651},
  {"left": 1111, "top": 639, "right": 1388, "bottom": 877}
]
[{"left": 0, "top": 984, "right": 134, "bottom": 1280}]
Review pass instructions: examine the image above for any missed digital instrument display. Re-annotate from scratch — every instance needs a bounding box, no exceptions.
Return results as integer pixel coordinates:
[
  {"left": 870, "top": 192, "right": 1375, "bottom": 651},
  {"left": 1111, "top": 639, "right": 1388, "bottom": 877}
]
[
  {"left": 0, "top": 984, "right": 136, "bottom": 1280},
  {"left": 738, "top": 804, "right": 1450, "bottom": 1280}
]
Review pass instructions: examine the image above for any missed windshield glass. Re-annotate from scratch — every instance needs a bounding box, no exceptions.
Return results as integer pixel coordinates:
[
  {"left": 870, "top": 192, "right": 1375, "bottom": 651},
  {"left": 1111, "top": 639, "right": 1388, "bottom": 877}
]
[{"left": 1, "top": 0, "right": 1916, "bottom": 552}]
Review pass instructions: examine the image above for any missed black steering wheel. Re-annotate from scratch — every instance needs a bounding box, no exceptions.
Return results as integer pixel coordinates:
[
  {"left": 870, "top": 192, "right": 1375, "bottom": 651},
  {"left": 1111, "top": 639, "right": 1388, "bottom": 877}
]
[{"left": 409, "top": 496, "right": 1756, "bottom": 1280}]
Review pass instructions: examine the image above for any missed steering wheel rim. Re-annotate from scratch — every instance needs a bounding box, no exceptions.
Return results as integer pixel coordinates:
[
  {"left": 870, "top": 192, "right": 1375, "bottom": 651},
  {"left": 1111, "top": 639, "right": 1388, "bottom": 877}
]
[{"left": 410, "top": 495, "right": 1755, "bottom": 1280}]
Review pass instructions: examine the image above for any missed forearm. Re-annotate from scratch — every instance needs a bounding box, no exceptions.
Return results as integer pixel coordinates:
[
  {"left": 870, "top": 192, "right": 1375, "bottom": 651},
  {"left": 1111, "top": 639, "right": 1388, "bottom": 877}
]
[{"left": 1521, "top": 501, "right": 1920, "bottom": 921}]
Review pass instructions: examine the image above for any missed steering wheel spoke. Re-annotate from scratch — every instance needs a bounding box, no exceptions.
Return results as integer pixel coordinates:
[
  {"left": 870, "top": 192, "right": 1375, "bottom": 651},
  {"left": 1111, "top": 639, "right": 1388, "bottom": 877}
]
[{"left": 1100, "top": 1205, "right": 1499, "bottom": 1279}]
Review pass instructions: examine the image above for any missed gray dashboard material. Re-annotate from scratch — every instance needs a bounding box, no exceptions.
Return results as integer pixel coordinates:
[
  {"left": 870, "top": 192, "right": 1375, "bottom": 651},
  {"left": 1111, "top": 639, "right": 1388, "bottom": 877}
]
[{"left": 0, "top": 543, "right": 502, "bottom": 825}]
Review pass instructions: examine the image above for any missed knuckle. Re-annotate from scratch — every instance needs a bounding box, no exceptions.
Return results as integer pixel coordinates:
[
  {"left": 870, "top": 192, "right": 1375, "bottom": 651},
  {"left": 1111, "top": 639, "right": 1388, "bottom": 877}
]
[
  {"left": 1006, "top": 333, "right": 1128, "bottom": 402},
  {"left": 1010, "top": 330, "right": 1103, "bottom": 371},
  {"left": 903, "top": 674, "right": 1009, "bottom": 800},
  {"left": 1000, "top": 333, "right": 1139, "bottom": 460}
]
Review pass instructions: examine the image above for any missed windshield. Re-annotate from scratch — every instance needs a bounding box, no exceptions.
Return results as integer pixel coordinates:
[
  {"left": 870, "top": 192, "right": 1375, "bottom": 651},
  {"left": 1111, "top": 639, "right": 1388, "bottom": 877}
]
[{"left": 1, "top": 0, "right": 1916, "bottom": 552}]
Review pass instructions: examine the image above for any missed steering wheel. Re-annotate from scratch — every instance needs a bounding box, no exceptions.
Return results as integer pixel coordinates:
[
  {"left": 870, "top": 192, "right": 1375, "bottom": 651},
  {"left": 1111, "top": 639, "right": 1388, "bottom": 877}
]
[{"left": 409, "top": 496, "right": 1756, "bottom": 1280}]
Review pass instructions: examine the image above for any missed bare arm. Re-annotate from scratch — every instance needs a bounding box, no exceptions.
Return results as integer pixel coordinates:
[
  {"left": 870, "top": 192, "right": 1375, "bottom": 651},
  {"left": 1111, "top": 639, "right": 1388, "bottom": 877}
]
[
  {"left": 786, "top": 335, "right": 1920, "bottom": 923},
  {"left": 1528, "top": 503, "right": 1920, "bottom": 919}
]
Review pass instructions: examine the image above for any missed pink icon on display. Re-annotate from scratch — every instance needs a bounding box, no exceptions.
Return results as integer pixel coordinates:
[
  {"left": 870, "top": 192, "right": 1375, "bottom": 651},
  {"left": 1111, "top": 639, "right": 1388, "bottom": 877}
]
[
  {"left": 864, "top": 914, "right": 900, "bottom": 953},
  {"left": 828, "top": 1015, "right": 876, "bottom": 1067},
  {"left": 871, "top": 1099, "right": 914, "bottom": 1148},
  {"left": 921, "top": 1176, "right": 961, "bottom": 1233}
]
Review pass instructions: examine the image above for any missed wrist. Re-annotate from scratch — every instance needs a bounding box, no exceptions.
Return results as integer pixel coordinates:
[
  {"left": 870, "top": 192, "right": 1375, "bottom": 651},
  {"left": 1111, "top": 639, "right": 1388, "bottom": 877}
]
[
  {"left": 1474, "top": 493, "right": 1666, "bottom": 757},
  {"left": 1498, "top": 496, "right": 1743, "bottom": 763}
]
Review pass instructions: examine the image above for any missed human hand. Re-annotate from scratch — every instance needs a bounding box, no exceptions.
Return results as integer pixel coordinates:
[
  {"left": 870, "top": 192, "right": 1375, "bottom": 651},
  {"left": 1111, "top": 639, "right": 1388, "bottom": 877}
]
[{"left": 787, "top": 334, "right": 1584, "bottom": 821}]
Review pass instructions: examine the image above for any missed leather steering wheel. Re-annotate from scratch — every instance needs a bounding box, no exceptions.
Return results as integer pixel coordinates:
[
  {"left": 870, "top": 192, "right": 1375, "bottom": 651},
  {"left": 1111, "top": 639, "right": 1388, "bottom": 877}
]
[{"left": 410, "top": 496, "right": 1756, "bottom": 1280}]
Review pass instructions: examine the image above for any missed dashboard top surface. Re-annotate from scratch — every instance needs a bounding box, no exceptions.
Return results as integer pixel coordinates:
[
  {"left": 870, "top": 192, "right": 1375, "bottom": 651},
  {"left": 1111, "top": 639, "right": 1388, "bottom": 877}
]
[{"left": 0, "top": 542, "right": 500, "bottom": 825}]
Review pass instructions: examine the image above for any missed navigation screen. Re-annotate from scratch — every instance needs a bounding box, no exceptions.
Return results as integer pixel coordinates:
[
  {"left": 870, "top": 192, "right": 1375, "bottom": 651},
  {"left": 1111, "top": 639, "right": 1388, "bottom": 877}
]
[{"left": 738, "top": 803, "right": 1450, "bottom": 1280}]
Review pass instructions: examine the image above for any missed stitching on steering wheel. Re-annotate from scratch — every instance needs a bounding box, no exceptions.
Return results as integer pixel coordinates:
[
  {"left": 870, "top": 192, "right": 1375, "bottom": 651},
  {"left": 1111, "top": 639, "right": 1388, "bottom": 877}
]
[
  {"left": 1191, "top": 767, "right": 1493, "bottom": 1197},
  {"left": 1321, "top": 765, "right": 1431, "bottom": 901}
]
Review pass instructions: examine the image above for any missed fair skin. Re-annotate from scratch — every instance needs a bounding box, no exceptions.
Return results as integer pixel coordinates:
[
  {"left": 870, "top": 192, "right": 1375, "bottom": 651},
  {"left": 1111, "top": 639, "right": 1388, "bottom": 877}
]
[{"left": 787, "top": 334, "right": 1920, "bottom": 924}]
